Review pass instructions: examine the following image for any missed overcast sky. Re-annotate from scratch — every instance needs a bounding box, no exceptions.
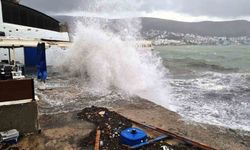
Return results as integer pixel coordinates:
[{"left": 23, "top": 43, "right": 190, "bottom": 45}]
[{"left": 20, "top": 0, "right": 250, "bottom": 22}]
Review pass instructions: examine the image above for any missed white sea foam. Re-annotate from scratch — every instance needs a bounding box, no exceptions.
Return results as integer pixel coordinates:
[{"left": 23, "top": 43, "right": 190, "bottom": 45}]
[
  {"left": 56, "top": 0, "right": 172, "bottom": 109},
  {"left": 171, "top": 72, "right": 250, "bottom": 131}
]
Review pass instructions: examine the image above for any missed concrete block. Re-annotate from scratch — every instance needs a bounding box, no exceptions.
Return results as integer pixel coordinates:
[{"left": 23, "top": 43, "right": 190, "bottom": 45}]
[{"left": 0, "top": 101, "right": 39, "bottom": 134}]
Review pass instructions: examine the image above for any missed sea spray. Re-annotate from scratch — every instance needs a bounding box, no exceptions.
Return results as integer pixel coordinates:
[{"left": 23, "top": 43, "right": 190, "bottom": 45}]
[
  {"left": 63, "top": 22, "right": 171, "bottom": 106},
  {"left": 58, "top": 0, "right": 172, "bottom": 108}
]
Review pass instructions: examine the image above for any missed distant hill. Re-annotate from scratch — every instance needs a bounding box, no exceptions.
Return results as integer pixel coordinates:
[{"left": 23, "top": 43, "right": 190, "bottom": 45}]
[
  {"left": 141, "top": 17, "right": 250, "bottom": 37},
  {"left": 55, "top": 16, "right": 250, "bottom": 37}
]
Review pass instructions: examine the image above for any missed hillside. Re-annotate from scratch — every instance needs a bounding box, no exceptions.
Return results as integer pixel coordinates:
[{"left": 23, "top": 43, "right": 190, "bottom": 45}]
[
  {"left": 55, "top": 16, "right": 250, "bottom": 37},
  {"left": 141, "top": 17, "right": 250, "bottom": 37}
]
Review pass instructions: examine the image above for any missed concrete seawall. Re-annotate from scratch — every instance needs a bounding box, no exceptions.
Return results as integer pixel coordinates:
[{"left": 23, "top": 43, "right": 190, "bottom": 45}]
[{"left": 0, "top": 101, "right": 39, "bottom": 134}]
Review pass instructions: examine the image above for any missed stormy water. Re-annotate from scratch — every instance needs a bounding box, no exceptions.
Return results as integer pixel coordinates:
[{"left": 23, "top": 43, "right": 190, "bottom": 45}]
[
  {"left": 41, "top": 45, "right": 250, "bottom": 133},
  {"left": 157, "top": 45, "right": 250, "bottom": 132},
  {"left": 37, "top": 0, "right": 250, "bottom": 134}
]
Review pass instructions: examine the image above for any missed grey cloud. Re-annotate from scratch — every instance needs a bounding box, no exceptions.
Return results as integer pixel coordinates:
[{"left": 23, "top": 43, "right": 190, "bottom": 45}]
[
  {"left": 20, "top": 0, "right": 250, "bottom": 18},
  {"left": 141, "top": 0, "right": 250, "bottom": 18},
  {"left": 20, "top": 0, "right": 90, "bottom": 14}
]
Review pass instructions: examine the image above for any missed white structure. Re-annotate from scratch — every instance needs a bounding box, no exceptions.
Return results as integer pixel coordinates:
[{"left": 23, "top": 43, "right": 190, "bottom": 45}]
[
  {"left": 0, "top": 0, "right": 69, "bottom": 41},
  {"left": 0, "top": 0, "right": 71, "bottom": 64}
]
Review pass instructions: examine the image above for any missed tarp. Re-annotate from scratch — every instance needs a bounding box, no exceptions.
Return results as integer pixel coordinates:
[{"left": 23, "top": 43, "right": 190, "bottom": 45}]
[{"left": 37, "top": 43, "right": 47, "bottom": 81}]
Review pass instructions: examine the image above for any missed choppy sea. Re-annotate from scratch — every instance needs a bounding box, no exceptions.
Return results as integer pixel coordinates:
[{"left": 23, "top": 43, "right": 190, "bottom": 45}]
[
  {"left": 157, "top": 45, "right": 250, "bottom": 132},
  {"left": 39, "top": 45, "right": 250, "bottom": 133}
]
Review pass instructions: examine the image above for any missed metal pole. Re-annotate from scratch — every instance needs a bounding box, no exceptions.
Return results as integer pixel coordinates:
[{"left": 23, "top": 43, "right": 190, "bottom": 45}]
[
  {"left": 12, "top": 47, "right": 16, "bottom": 65},
  {"left": 8, "top": 48, "right": 11, "bottom": 64}
]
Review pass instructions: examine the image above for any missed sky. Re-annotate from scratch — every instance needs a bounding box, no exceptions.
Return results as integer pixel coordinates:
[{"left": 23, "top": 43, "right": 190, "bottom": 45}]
[{"left": 20, "top": 0, "right": 250, "bottom": 22}]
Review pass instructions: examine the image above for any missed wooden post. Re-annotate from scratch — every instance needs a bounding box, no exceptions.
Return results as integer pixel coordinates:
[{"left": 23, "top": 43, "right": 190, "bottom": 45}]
[{"left": 94, "top": 128, "right": 101, "bottom": 150}]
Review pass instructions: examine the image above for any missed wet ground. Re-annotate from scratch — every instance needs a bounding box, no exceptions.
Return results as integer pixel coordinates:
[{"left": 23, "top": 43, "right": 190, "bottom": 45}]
[
  {"left": 34, "top": 73, "right": 250, "bottom": 150},
  {"left": 2, "top": 101, "right": 250, "bottom": 150},
  {"left": 2, "top": 71, "right": 249, "bottom": 150},
  {"left": 2, "top": 112, "right": 95, "bottom": 150}
]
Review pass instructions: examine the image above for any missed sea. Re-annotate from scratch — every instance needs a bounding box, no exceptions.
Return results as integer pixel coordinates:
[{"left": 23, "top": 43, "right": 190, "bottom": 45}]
[
  {"left": 156, "top": 45, "right": 250, "bottom": 132},
  {"left": 41, "top": 8, "right": 250, "bottom": 132},
  {"left": 42, "top": 45, "right": 250, "bottom": 133},
  {"left": 41, "top": 0, "right": 250, "bottom": 133}
]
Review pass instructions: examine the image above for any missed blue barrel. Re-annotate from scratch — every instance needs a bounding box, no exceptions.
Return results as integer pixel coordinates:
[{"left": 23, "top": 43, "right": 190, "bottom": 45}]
[{"left": 120, "top": 128, "right": 148, "bottom": 146}]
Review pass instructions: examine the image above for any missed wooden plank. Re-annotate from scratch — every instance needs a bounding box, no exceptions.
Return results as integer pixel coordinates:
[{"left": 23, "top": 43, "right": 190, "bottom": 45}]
[
  {"left": 94, "top": 128, "right": 101, "bottom": 150},
  {"left": 0, "top": 79, "right": 34, "bottom": 102}
]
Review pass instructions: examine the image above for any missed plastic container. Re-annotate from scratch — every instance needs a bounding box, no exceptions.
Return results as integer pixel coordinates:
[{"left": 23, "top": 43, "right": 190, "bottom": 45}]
[{"left": 120, "top": 128, "right": 147, "bottom": 146}]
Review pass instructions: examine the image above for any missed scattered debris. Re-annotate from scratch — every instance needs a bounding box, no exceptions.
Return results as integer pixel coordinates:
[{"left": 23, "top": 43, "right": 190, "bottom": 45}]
[
  {"left": 77, "top": 106, "right": 208, "bottom": 150},
  {"left": 98, "top": 111, "right": 106, "bottom": 117},
  {"left": 77, "top": 106, "right": 131, "bottom": 150},
  {"left": 0, "top": 143, "right": 19, "bottom": 150}
]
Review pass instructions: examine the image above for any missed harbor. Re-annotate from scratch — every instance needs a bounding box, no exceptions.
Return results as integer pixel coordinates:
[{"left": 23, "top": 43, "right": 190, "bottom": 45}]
[{"left": 1, "top": 0, "right": 250, "bottom": 150}]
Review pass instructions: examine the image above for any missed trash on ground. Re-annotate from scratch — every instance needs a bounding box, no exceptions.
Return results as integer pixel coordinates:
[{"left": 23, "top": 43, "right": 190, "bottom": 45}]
[{"left": 77, "top": 106, "right": 211, "bottom": 150}]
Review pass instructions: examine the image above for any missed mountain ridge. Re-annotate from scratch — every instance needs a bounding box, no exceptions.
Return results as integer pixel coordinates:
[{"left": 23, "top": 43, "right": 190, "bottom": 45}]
[
  {"left": 140, "top": 17, "right": 250, "bottom": 37},
  {"left": 54, "top": 16, "right": 250, "bottom": 37}
]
